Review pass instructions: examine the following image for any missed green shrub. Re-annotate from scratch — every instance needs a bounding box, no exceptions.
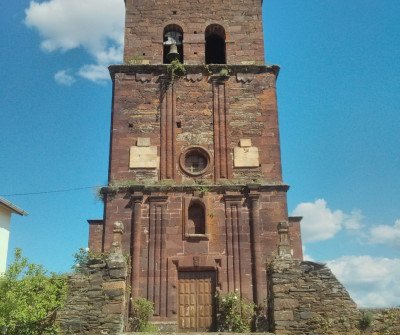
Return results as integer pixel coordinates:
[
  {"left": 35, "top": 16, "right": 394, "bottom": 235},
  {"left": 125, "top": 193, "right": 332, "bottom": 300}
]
[
  {"left": 72, "top": 247, "right": 90, "bottom": 272},
  {"left": 219, "top": 68, "right": 229, "bottom": 76},
  {"left": 216, "top": 290, "right": 256, "bottom": 332},
  {"left": 130, "top": 297, "right": 156, "bottom": 332},
  {"left": 72, "top": 247, "right": 113, "bottom": 273},
  {"left": 0, "top": 249, "right": 66, "bottom": 335},
  {"left": 359, "top": 311, "right": 374, "bottom": 330}
]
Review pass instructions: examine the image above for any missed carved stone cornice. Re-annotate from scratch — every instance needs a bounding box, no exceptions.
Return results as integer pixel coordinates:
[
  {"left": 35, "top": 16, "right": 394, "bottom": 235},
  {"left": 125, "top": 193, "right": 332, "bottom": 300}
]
[
  {"left": 223, "top": 194, "right": 243, "bottom": 202},
  {"left": 148, "top": 195, "right": 168, "bottom": 203},
  {"left": 108, "top": 64, "right": 281, "bottom": 80}
]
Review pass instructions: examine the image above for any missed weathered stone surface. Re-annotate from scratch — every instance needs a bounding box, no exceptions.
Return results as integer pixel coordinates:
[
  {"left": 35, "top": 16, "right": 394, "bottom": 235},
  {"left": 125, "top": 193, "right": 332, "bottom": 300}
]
[
  {"left": 274, "top": 298, "right": 300, "bottom": 310},
  {"left": 239, "top": 138, "right": 252, "bottom": 147},
  {"left": 89, "top": 0, "right": 303, "bottom": 331},
  {"left": 103, "top": 280, "right": 126, "bottom": 291},
  {"left": 109, "top": 268, "right": 127, "bottom": 279},
  {"left": 106, "top": 255, "right": 125, "bottom": 269},
  {"left": 236, "top": 73, "right": 255, "bottom": 83},
  {"left": 270, "top": 258, "right": 361, "bottom": 334},
  {"left": 274, "top": 310, "right": 294, "bottom": 321},
  {"left": 233, "top": 146, "right": 260, "bottom": 167},
  {"left": 137, "top": 137, "right": 150, "bottom": 147},
  {"left": 129, "top": 146, "right": 158, "bottom": 168},
  {"left": 124, "top": 0, "right": 265, "bottom": 65},
  {"left": 56, "top": 253, "right": 128, "bottom": 334},
  {"left": 300, "top": 311, "right": 315, "bottom": 320},
  {"left": 102, "top": 302, "right": 123, "bottom": 314},
  {"left": 273, "top": 284, "right": 291, "bottom": 293}
]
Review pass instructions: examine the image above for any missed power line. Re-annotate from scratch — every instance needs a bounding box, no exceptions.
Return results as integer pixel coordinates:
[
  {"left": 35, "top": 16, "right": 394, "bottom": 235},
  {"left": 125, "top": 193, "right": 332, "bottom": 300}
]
[{"left": 1, "top": 186, "right": 105, "bottom": 197}]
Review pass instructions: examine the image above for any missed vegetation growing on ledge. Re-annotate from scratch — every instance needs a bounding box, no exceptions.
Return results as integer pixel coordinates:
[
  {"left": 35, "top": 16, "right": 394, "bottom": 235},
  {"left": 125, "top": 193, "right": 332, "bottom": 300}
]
[
  {"left": 95, "top": 179, "right": 287, "bottom": 202},
  {"left": 126, "top": 53, "right": 145, "bottom": 65},
  {"left": 167, "top": 59, "right": 186, "bottom": 83}
]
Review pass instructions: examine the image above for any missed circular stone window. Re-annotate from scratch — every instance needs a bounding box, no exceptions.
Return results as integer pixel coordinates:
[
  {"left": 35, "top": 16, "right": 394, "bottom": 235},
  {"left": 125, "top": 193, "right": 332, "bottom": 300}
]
[{"left": 179, "top": 146, "right": 212, "bottom": 176}]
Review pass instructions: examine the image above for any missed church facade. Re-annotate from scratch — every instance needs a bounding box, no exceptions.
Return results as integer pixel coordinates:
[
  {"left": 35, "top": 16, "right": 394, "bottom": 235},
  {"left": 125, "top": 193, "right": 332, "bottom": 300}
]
[{"left": 88, "top": 0, "right": 303, "bottom": 331}]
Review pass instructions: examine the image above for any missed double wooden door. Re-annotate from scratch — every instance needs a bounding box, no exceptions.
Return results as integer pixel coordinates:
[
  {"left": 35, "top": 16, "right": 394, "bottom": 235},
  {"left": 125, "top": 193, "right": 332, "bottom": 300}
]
[{"left": 178, "top": 271, "right": 216, "bottom": 332}]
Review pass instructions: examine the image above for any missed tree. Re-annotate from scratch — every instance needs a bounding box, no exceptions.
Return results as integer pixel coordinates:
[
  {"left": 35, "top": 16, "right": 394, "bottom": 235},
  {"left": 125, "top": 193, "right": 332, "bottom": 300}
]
[{"left": 0, "top": 249, "right": 66, "bottom": 335}]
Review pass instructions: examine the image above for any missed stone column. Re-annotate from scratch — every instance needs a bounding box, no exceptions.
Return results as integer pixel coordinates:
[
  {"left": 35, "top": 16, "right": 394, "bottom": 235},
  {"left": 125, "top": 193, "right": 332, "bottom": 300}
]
[
  {"left": 212, "top": 76, "right": 231, "bottom": 181},
  {"left": 278, "top": 221, "right": 291, "bottom": 258},
  {"left": 111, "top": 221, "right": 124, "bottom": 254},
  {"left": 131, "top": 195, "right": 143, "bottom": 299},
  {"left": 148, "top": 196, "right": 168, "bottom": 317},
  {"left": 249, "top": 194, "right": 264, "bottom": 306},
  {"left": 105, "top": 221, "right": 129, "bottom": 334},
  {"left": 159, "top": 77, "right": 176, "bottom": 180}
]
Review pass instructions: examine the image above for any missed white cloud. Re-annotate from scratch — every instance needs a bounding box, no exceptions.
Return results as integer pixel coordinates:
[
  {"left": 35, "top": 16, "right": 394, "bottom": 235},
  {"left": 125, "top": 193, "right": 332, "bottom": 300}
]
[
  {"left": 327, "top": 256, "right": 400, "bottom": 307},
  {"left": 25, "top": 0, "right": 125, "bottom": 83},
  {"left": 54, "top": 70, "right": 76, "bottom": 86},
  {"left": 368, "top": 219, "right": 400, "bottom": 248},
  {"left": 94, "top": 45, "right": 124, "bottom": 65},
  {"left": 78, "top": 64, "right": 109, "bottom": 83},
  {"left": 343, "top": 209, "right": 364, "bottom": 230},
  {"left": 292, "top": 199, "right": 363, "bottom": 243}
]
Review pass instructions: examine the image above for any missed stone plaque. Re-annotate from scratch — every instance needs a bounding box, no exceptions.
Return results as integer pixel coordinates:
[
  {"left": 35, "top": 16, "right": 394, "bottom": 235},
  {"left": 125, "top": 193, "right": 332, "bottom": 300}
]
[
  {"left": 239, "top": 139, "right": 252, "bottom": 147},
  {"left": 137, "top": 137, "right": 150, "bottom": 147},
  {"left": 234, "top": 147, "right": 259, "bottom": 167},
  {"left": 129, "top": 146, "right": 158, "bottom": 168}
]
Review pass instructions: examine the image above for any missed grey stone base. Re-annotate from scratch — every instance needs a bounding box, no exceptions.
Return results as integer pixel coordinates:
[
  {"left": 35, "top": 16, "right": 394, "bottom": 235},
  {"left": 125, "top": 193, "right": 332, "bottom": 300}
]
[
  {"left": 151, "top": 321, "right": 179, "bottom": 332},
  {"left": 120, "top": 333, "right": 274, "bottom": 335}
]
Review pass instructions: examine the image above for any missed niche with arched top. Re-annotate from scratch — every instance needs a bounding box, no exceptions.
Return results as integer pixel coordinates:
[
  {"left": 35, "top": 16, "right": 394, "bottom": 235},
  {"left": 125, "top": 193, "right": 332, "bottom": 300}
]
[
  {"left": 163, "top": 24, "right": 184, "bottom": 64},
  {"left": 205, "top": 24, "right": 226, "bottom": 64},
  {"left": 187, "top": 201, "right": 206, "bottom": 235}
]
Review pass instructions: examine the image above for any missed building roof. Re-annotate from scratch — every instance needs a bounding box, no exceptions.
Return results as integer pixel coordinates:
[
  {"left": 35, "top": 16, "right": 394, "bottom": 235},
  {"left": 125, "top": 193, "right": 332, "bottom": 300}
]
[{"left": 0, "top": 197, "right": 29, "bottom": 216}]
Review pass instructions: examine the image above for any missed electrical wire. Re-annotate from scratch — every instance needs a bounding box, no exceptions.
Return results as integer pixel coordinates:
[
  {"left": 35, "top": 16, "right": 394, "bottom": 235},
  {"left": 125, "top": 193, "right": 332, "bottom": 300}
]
[{"left": 0, "top": 186, "right": 105, "bottom": 197}]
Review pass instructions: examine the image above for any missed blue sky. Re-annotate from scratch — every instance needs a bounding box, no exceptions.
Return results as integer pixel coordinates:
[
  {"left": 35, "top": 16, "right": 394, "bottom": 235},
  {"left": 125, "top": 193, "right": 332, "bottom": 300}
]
[{"left": 1, "top": 0, "right": 399, "bottom": 307}]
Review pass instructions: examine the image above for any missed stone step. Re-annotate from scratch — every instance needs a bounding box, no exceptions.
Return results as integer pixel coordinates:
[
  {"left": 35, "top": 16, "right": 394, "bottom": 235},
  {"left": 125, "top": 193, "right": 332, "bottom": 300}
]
[{"left": 119, "top": 334, "right": 275, "bottom": 335}]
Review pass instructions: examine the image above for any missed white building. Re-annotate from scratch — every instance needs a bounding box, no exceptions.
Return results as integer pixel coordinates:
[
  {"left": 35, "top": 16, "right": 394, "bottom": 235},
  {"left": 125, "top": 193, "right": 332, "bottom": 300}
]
[{"left": 0, "top": 197, "right": 28, "bottom": 274}]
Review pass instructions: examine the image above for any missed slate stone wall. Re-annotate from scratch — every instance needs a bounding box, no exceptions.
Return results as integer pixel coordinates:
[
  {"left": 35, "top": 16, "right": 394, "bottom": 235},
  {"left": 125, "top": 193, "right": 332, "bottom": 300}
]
[
  {"left": 56, "top": 255, "right": 128, "bottom": 335},
  {"left": 269, "top": 258, "right": 361, "bottom": 335},
  {"left": 56, "top": 254, "right": 400, "bottom": 334}
]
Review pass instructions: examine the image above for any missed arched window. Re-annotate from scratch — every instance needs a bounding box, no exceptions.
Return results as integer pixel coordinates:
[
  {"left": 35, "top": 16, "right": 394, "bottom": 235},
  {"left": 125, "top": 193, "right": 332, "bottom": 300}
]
[
  {"left": 188, "top": 202, "right": 205, "bottom": 235},
  {"left": 205, "top": 24, "right": 226, "bottom": 64},
  {"left": 163, "top": 24, "right": 184, "bottom": 64}
]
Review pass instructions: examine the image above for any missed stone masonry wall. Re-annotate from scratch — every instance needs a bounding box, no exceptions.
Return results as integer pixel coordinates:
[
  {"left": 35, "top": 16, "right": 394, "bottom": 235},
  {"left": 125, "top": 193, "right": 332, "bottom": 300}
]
[
  {"left": 270, "top": 258, "right": 361, "bottom": 335},
  {"left": 124, "top": 0, "right": 265, "bottom": 65},
  {"left": 57, "top": 224, "right": 129, "bottom": 334},
  {"left": 99, "top": 184, "right": 296, "bottom": 320},
  {"left": 108, "top": 65, "right": 282, "bottom": 185}
]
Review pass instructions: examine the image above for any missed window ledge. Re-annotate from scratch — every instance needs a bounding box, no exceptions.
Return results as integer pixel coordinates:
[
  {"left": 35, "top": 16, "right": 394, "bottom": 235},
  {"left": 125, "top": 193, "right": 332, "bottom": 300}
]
[{"left": 185, "top": 234, "right": 209, "bottom": 241}]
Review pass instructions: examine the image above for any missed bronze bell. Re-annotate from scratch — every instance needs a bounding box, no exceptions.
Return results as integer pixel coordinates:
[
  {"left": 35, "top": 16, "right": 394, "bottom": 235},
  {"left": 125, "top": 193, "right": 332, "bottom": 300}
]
[{"left": 167, "top": 44, "right": 179, "bottom": 61}]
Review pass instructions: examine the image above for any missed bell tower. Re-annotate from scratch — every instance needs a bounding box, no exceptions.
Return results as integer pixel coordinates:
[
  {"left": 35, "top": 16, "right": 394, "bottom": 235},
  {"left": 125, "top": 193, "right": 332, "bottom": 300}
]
[{"left": 89, "top": 0, "right": 303, "bottom": 331}]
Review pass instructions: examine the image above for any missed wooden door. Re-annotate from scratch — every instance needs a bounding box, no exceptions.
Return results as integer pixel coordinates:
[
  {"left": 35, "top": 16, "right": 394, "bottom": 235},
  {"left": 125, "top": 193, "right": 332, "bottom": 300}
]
[{"left": 178, "top": 271, "right": 216, "bottom": 332}]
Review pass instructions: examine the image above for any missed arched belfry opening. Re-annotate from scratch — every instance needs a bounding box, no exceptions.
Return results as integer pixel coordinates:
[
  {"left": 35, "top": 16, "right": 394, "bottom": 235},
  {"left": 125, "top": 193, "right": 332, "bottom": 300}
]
[
  {"left": 163, "top": 24, "right": 184, "bottom": 64},
  {"left": 188, "top": 201, "right": 206, "bottom": 235},
  {"left": 205, "top": 24, "right": 226, "bottom": 64}
]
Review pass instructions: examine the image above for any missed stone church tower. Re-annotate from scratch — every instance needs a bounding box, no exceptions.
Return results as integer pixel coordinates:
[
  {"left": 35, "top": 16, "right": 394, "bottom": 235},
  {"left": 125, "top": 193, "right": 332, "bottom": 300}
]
[{"left": 89, "top": 0, "right": 303, "bottom": 331}]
